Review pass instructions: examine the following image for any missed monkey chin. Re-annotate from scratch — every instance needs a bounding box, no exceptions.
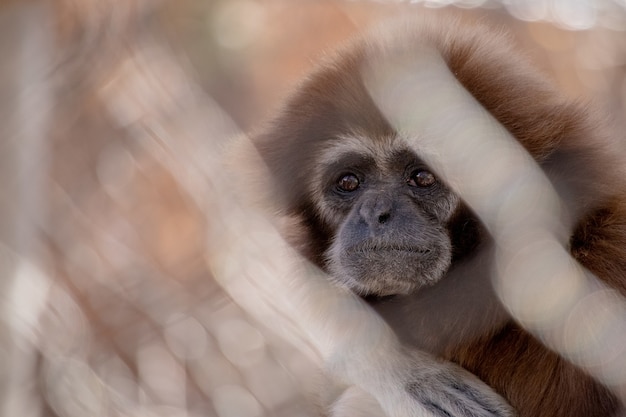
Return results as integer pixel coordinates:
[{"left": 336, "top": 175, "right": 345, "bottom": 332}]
[{"left": 328, "top": 246, "right": 452, "bottom": 298}]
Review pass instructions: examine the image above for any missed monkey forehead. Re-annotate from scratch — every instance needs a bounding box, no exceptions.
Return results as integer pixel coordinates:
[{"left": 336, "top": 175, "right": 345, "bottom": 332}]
[{"left": 316, "top": 133, "right": 413, "bottom": 168}]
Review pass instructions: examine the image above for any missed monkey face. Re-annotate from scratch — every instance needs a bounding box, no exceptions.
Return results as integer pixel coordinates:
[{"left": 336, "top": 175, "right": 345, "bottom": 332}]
[{"left": 315, "top": 136, "right": 460, "bottom": 297}]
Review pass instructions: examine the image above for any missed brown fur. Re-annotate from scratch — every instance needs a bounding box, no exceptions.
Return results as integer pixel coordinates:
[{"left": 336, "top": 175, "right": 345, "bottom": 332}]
[{"left": 245, "top": 12, "right": 626, "bottom": 417}]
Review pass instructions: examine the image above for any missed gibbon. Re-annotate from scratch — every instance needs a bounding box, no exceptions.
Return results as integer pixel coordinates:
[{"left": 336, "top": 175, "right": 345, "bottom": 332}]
[{"left": 238, "top": 12, "right": 626, "bottom": 417}]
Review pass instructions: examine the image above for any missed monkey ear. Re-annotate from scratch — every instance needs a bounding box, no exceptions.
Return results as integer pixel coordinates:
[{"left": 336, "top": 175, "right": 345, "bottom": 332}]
[
  {"left": 226, "top": 136, "right": 327, "bottom": 262},
  {"left": 278, "top": 214, "right": 315, "bottom": 251},
  {"left": 224, "top": 133, "right": 280, "bottom": 213}
]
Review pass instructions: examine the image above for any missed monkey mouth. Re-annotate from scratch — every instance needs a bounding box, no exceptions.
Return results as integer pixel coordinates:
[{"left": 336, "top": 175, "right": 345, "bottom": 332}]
[
  {"left": 348, "top": 244, "right": 432, "bottom": 256},
  {"left": 329, "top": 241, "right": 449, "bottom": 297}
]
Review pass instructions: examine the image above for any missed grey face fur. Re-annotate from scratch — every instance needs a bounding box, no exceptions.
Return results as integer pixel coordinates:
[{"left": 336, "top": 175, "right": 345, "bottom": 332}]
[{"left": 314, "top": 135, "right": 460, "bottom": 297}]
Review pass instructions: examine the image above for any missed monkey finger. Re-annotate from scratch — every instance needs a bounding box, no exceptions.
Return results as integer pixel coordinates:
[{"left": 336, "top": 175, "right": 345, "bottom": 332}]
[{"left": 405, "top": 363, "right": 516, "bottom": 417}]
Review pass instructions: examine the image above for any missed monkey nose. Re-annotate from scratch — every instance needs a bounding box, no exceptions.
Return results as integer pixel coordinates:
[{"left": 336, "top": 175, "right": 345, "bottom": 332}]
[
  {"left": 359, "top": 194, "right": 394, "bottom": 226},
  {"left": 378, "top": 212, "right": 391, "bottom": 224}
]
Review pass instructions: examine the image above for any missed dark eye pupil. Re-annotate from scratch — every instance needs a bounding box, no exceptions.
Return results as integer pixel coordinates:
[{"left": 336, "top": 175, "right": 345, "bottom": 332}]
[
  {"left": 338, "top": 174, "right": 360, "bottom": 192},
  {"left": 411, "top": 170, "right": 436, "bottom": 187}
]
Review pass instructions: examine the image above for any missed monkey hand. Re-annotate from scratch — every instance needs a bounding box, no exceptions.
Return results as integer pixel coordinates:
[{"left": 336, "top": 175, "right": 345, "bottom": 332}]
[
  {"left": 328, "top": 349, "right": 515, "bottom": 417},
  {"left": 402, "top": 352, "right": 516, "bottom": 417}
]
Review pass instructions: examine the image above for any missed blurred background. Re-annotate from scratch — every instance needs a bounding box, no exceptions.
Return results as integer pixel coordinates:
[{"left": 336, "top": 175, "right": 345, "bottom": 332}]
[{"left": 1, "top": 1, "right": 626, "bottom": 416}]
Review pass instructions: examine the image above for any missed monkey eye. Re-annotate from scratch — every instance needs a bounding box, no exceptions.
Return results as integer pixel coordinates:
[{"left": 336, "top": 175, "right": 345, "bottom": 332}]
[
  {"left": 408, "top": 170, "right": 436, "bottom": 188},
  {"left": 337, "top": 173, "right": 360, "bottom": 192}
]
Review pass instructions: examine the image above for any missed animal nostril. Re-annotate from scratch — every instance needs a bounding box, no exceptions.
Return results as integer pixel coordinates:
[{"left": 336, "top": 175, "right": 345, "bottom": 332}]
[{"left": 378, "top": 212, "right": 390, "bottom": 224}]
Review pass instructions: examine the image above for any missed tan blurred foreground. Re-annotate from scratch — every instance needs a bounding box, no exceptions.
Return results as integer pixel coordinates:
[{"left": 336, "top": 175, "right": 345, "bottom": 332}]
[{"left": 1, "top": 1, "right": 626, "bottom": 417}]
